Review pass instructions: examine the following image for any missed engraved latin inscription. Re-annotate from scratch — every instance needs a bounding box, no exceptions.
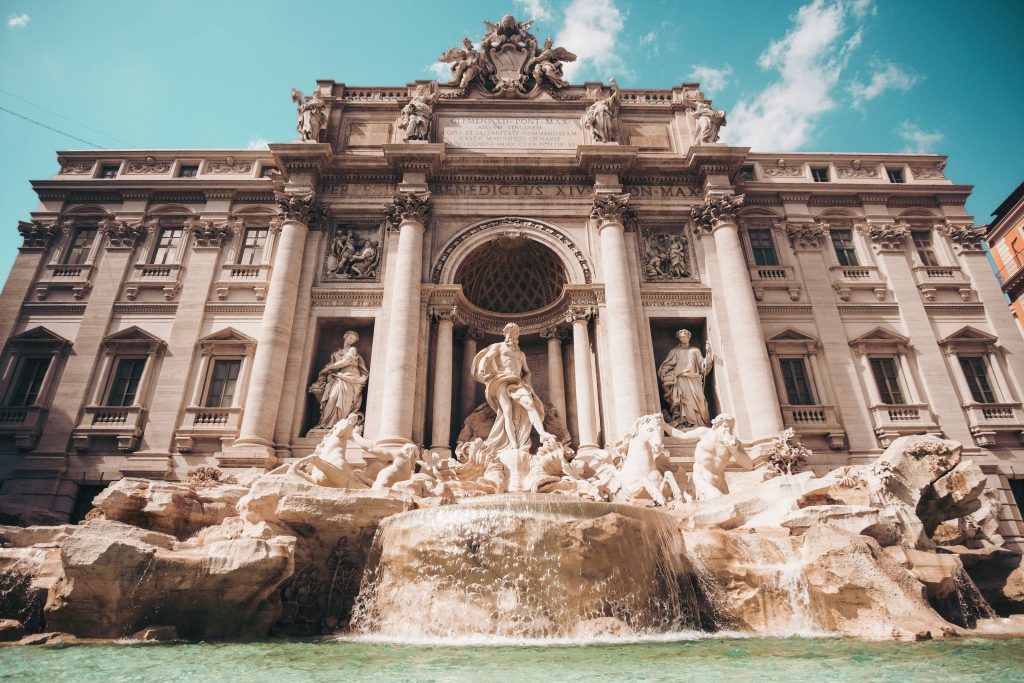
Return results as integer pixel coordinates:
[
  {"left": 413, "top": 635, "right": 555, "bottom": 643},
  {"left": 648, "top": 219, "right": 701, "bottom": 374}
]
[{"left": 441, "top": 117, "right": 580, "bottom": 149}]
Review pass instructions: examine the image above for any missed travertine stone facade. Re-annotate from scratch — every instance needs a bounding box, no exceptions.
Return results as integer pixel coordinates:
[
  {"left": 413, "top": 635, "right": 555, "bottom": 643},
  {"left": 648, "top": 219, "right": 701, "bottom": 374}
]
[{"left": 1, "top": 23, "right": 1023, "bottom": 546}]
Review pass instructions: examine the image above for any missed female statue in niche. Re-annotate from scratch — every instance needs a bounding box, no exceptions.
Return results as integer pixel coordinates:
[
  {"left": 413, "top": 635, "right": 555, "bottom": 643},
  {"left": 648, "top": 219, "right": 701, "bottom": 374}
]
[
  {"left": 310, "top": 330, "right": 369, "bottom": 429},
  {"left": 658, "top": 329, "right": 713, "bottom": 428}
]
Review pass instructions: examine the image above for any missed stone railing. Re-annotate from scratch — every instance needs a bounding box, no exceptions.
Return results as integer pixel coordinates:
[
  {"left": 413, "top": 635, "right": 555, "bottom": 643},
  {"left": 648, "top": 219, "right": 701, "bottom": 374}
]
[
  {"left": 175, "top": 406, "right": 243, "bottom": 453},
  {"left": 828, "top": 265, "right": 887, "bottom": 302},
  {"left": 911, "top": 265, "right": 972, "bottom": 302},
  {"left": 869, "top": 403, "right": 941, "bottom": 446},
  {"left": 0, "top": 406, "right": 47, "bottom": 451},
  {"left": 748, "top": 264, "right": 800, "bottom": 301},
  {"left": 73, "top": 405, "right": 146, "bottom": 452},
  {"left": 963, "top": 402, "right": 1024, "bottom": 447}
]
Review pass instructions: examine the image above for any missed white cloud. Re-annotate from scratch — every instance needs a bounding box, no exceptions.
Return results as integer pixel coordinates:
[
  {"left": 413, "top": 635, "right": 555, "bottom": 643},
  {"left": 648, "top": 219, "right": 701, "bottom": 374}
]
[
  {"left": 246, "top": 138, "right": 270, "bottom": 150},
  {"left": 427, "top": 61, "right": 450, "bottom": 79},
  {"left": 555, "top": 0, "right": 627, "bottom": 81},
  {"left": 688, "top": 64, "right": 733, "bottom": 95},
  {"left": 897, "top": 121, "right": 943, "bottom": 153},
  {"left": 726, "top": 0, "right": 871, "bottom": 150},
  {"left": 515, "top": 0, "right": 552, "bottom": 22},
  {"left": 848, "top": 59, "right": 919, "bottom": 102},
  {"left": 7, "top": 13, "right": 30, "bottom": 28},
  {"left": 639, "top": 30, "right": 656, "bottom": 47}
]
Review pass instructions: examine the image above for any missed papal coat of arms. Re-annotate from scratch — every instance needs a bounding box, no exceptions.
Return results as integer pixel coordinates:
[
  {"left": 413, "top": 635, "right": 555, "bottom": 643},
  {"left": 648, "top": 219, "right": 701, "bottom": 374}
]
[{"left": 439, "top": 15, "right": 577, "bottom": 96}]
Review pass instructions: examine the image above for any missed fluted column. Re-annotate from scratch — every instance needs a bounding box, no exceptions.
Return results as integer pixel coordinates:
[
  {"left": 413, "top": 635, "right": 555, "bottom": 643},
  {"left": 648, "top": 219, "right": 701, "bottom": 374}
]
[
  {"left": 377, "top": 192, "right": 431, "bottom": 446},
  {"left": 430, "top": 306, "right": 456, "bottom": 455},
  {"left": 233, "top": 193, "right": 322, "bottom": 455},
  {"left": 568, "top": 305, "right": 599, "bottom": 451},
  {"left": 458, "top": 328, "right": 483, "bottom": 422},
  {"left": 692, "top": 194, "right": 783, "bottom": 438},
  {"left": 541, "top": 326, "right": 568, "bottom": 430},
  {"left": 592, "top": 193, "right": 647, "bottom": 435}
]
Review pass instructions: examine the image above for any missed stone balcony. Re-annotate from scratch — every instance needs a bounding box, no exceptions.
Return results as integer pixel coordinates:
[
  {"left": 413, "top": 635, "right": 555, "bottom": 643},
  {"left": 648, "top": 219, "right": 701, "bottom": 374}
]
[
  {"left": 780, "top": 404, "right": 846, "bottom": 450},
  {"left": 911, "top": 265, "right": 972, "bottom": 302},
  {"left": 869, "top": 403, "right": 942, "bottom": 446},
  {"left": 175, "top": 406, "right": 243, "bottom": 453},
  {"left": 72, "top": 405, "right": 147, "bottom": 452},
  {"left": 213, "top": 263, "right": 271, "bottom": 301},
  {"left": 124, "top": 263, "right": 183, "bottom": 301},
  {"left": 963, "top": 402, "right": 1024, "bottom": 447},
  {"left": 829, "top": 265, "right": 887, "bottom": 302},
  {"left": 34, "top": 262, "right": 95, "bottom": 300},
  {"left": 748, "top": 264, "right": 801, "bottom": 301},
  {"left": 0, "top": 406, "right": 48, "bottom": 450}
]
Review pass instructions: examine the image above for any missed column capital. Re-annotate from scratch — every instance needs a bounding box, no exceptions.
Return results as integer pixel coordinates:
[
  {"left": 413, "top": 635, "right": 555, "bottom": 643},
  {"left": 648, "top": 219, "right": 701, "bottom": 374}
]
[
  {"left": 457, "top": 327, "right": 485, "bottom": 342},
  {"left": 690, "top": 193, "right": 744, "bottom": 234},
  {"left": 385, "top": 191, "right": 431, "bottom": 229},
  {"left": 429, "top": 304, "right": 457, "bottom": 322},
  {"left": 565, "top": 304, "right": 596, "bottom": 322},
  {"left": 186, "top": 217, "right": 234, "bottom": 249},
  {"left": 784, "top": 220, "right": 829, "bottom": 251},
  {"left": 590, "top": 193, "right": 636, "bottom": 229},
  {"left": 17, "top": 220, "right": 60, "bottom": 251},
  {"left": 275, "top": 190, "right": 325, "bottom": 225},
  {"left": 100, "top": 217, "right": 146, "bottom": 249},
  {"left": 938, "top": 222, "right": 987, "bottom": 254},
  {"left": 862, "top": 222, "right": 909, "bottom": 252},
  {"left": 540, "top": 325, "right": 568, "bottom": 341}
]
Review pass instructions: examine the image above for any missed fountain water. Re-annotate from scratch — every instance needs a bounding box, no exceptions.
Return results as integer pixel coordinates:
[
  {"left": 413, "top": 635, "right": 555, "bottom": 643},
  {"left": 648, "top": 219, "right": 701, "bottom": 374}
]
[{"left": 350, "top": 494, "right": 701, "bottom": 640}]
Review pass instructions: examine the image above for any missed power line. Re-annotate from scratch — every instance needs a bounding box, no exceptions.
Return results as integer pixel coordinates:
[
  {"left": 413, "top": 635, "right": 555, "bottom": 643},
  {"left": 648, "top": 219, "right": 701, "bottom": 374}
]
[
  {"left": 0, "top": 105, "right": 103, "bottom": 149},
  {"left": 0, "top": 87, "right": 134, "bottom": 147}
]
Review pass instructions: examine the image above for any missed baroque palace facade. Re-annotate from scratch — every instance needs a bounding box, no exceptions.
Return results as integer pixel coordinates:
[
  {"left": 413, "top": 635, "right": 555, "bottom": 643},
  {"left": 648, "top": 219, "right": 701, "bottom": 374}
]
[{"left": 1, "top": 16, "right": 1023, "bottom": 545}]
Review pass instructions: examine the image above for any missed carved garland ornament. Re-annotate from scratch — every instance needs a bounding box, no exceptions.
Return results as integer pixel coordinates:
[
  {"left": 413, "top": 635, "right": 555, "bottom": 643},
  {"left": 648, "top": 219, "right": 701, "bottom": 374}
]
[
  {"left": 126, "top": 157, "right": 171, "bottom": 174},
  {"left": 384, "top": 192, "right": 432, "bottom": 228},
  {"left": 591, "top": 193, "right": 636, "bottom": 227},
  {"left": 864, "top": 223, "right": 909, "bottom": 251},
  {"left": 691, "top": 194, "right": 744, "bottom": 234},
  {"left": 836, "top": 159, "right": 878, "bottom": 179},
  {"left": 17, "top": 220, "right": 60, "bottom": 249},
  {"left": 910, "top": 161, "right": 946, "bottom": 179},
  {"left": 784, "top": 221, "right": 829, "bottom": 250},
  {"left": 99, "top": 218, "right": 146, "bottom": 248},
  {"left": 762, "top": 159, "right": 803, "bottom": 177},
  {"left": 58, "top": 160, "right": 92, "bottom": 175},
  {"left": 275, "top": 191, "right": 326, "bottom": 225},
  {"left": 206, "top": 156, "right": 254, "bottom": 174}
]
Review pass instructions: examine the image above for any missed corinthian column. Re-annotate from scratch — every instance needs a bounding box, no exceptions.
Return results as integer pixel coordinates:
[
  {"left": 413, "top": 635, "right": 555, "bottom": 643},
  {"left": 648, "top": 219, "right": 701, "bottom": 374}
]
[
  {"left": 232, "top": 192, "right": 323, "bottom": 458},
  {"left": 458, "top": 328, "right": 483, "bottom": 423},
  {"left": 692, "top": 194, "right": 783, "bottom": 438},
  {"left": 592, "top": 193, "right": 646, "bottom": 435},
  {"left": 567, "top": 305, "right": 599, "bottom": 451},
  {"left": 377, "top": 192, "right": 431, "bottom": 446},
  {"left": 540, "top": 326, "right": 568, "bottom": 431},
  {"left": 429, "top": 306, "right": 456, "bottom": 456}
]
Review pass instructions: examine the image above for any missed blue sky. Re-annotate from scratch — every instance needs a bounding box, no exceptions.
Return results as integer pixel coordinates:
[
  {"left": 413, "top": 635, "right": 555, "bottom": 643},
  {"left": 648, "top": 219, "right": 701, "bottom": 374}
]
[{"left": 1, "top": 0, "right": 1022, "bottom": 279}]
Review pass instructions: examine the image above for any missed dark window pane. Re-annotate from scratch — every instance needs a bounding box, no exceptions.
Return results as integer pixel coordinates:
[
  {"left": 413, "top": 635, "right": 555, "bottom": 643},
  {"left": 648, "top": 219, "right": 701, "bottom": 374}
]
[
  {"left": 870, "top": 357, "right": 905, "bottom": 405},
  {"left": 747, "top": 228, "right": 779, "bottom": 266},
  {"left": 152, "top": 228, "right": 183, "bottom": 265},
  {"left": 7, "top": 357, "right": 51, "bottom": 406},
  {"left": 106, "top": 358, "right": 146, "bottom": 407},
  {"left": 912, "top": 230, "right": 938, "bottom": 266},
  {"left": 779, "top": 358, "right": 815, "bottom": 405},
  {"left": 238, "top": 227, "right": 268, "bottom": 265},
  {"left": 830, "top": 229, "right": 859, "bottom": 266},
  {"left": 64, "top": 228, "right": 97, "bottom": 265},
  {"left": 959, "top": 356, "right": 996, "bottom": 404},
  {"left": 887, "top": 168, "right": 904, "bottom": 183},
  {"left": 99, "top": 165, "right": 118, "bottom": 178},
  {"left": 178, "top": 165, "right": 199, "bottom": 178},
  {"left": 205, "top": 359, "right": 241, "bottom": 408},
  {"left": 811, "top": 167, "right": 829, "bottom": 182},
  {"left": 739, "top": 165, "right": 756, "bottom": 182}
]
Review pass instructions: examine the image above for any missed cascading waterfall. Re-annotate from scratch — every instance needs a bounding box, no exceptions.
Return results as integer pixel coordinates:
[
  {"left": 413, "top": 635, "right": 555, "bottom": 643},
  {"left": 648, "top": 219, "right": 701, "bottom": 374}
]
[{"left": 350, "top": 494, "right": 702, "bottom": 640}]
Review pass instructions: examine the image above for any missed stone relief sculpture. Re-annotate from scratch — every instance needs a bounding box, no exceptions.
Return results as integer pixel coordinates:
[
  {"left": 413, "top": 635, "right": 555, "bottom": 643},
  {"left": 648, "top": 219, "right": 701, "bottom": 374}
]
[
  {"left": 687, "top": 99, "right": 727, "bottom": 145},
  {"left": 581, "top": 79, "right": 620, "bottom": 143},
  {"left": 666, "top": 414, "right": 754, "bottom": 500},
  {"left": 325, "top": 226, "right": 380, "bottom": 280},
  {"left": 439, "top": 38, "right": 487, "bottom": 89},
  {"left": 525, "top": 38, "right": 577, "bottom": 89},
  {"left": 309, "top": 331, "right": 369, "bottom": 429},
  {"left": 642, "top": 229, "right": 691, "bottom": 280},
  {"left": 658, "top": 329, "right": 713, "bottom": 428},
  {"left": 471, "top": 322, "right": 553, "bottom": 452},
  {"left": 399, "top": 81, "right": 439, "bottom": 141},
  {"left": 291, "top": 88, "right": 327, "bottom": 143}
]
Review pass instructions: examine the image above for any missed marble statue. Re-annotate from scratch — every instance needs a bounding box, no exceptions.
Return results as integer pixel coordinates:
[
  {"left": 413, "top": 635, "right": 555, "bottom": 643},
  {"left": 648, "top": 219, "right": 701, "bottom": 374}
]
[
  {"left": 581, "top": 80, "right": 620, "bottom": 143},
  {"left": 666, "top": 413, "right": 754, "bottom": 500},
  {"left": 309, "top": 331, "right": 368, "bottom": 429},
  {"left": 596, "top": 414, "right": 685, "bottom": 505},
  {"left": 658, "top": 329, "right": 713, "bottom": 428},
  {"left": 350, "top": 431, "right": 418, "bottom": 492},
  {"left": 471, "top": 322, "right": 553, "bottom": 452},
  {"left": 439, "top": 38, "right": 487, "bottom": 89},
  {"left": 269, "top": 414, "right": 366, "bottom": 488},
  {"left": 291, "top": 88, "right": 326, "bottom": 143},
  {"left": 525, "top": 38, "right": 577, "bottom": 89},
  {"left": 688, "top": 100, "right": 727, "bottom": 145},
  {"left": 327, "top": 228, "right": 380, "bottom": 279},
  {"left": 399, "top": 81, "right": 439, "bottom": 141}
]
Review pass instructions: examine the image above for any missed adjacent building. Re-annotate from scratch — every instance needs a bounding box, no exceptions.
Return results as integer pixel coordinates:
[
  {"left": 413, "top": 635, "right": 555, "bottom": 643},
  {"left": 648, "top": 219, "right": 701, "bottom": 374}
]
[{"left": 986, "top": 180, "right": 1024, "bottom": 338}]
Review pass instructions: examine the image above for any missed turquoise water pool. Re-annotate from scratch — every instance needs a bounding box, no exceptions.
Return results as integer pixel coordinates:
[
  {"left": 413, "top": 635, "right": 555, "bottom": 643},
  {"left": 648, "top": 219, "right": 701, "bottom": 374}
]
[{"left": 2, "top": 636, "right": 1024, "bottom": 682}]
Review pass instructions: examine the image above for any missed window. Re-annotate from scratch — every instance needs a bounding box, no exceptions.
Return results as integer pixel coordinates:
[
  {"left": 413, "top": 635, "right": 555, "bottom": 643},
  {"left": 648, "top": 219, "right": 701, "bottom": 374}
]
[
  {"left": 238, "top": 227, "right": 269, "bottom": 265},
  {"left": 151, "top": 227, "right": 183, "bottom": 265},
  {"left": 959, "top": 356, "right": 997, "bottom": 404},
  {"left": 6, "top": 357, "right": 51, "bottom": 407},
  {"left": 178, "top": 164, "right": 199, "bottom": 178},
  {"left": 779, "top": 358, "right": 816, "bottom": 405},
  {"left": 830, "top": 229, "right": 859, "bottom": 266},
  {"left": 738, "top": 165, "right": 756, "bottom": 182},
  {"left": 99, "top": 165, "right": 119, "bottom": 179},
  {"left": 811, "top": 167, "right": 829, "bottom": 182},
  {"left": 204, "top": 359, "right": 241, "bottom": 408},
  {"left": 747, "top": 228, "right": 779, "bottom": 266},
  {"left": 912, "top": 230, "right": 939, "bottom": 266},
  {"left": 105, "top": 358, "right": 146, "bottom": 407},
  {"left": 260, "top": 166, "right": 278, "bottom": 179},
  {"left": 64, "top": 228, "right": 97, "bottom": 265},
  {"left": 886, "top": 168, "right": 905, "bottom": 183},
  {"left": 870, "top": 357, "right": 906, "bottom": 405}
]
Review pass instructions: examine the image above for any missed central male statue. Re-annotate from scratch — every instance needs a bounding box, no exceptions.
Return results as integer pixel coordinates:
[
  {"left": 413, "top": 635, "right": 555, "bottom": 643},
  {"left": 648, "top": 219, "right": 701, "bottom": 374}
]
[{"left": 472, "top": 322, "right": 553, "bottom": 452}]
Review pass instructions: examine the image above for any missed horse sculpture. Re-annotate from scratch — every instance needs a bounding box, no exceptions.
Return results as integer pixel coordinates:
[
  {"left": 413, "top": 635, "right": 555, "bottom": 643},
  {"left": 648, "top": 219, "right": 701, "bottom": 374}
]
[{"left": 597, "top": 413, "right": 686, "bottom": 505}]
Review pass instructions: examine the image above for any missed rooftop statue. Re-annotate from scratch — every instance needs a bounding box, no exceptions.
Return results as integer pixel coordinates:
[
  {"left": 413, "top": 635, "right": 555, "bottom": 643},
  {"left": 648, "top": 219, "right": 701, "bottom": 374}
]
[
  {"left": 399, "top": 81, "right": 439, "bottom": 141},
  {"left": 525, "top": 38, "right": 577, "bottom": 89},
  {"left": 290, "top": 88, "right": 326, "bottom": 143},
  {"left": 439, "top": 38, "right": 488, "bottom": 89},
  {"left": 581, "top": 79, "right": 620, "bottom": 143},
  {"left": 687, "top": 98, "right": 727, "bottom": 145}
]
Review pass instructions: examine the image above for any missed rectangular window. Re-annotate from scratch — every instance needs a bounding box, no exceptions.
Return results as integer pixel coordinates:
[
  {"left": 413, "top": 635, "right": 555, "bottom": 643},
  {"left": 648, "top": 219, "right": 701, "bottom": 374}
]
[
  {"left": 830, "top": 229, "right": 859, "bottom": 266},
  {"left": 886, "top": 168, "right": 905, "bottom": 183},
  {"left": 6, "top": 357, "right": 51, "bottom": 407},
  {"left": 747, "top": 228, "right": 779, "bottom": 266},
  {"left": 959, "top": 356, "right": 997, "bottom": 404},
  {"left": 779, "top": 358, "right": 816, "bottom": 405},
  {"left": 177, "top": 164, "right": 199, "bottom": 178},
  {"left": 811, "top": 167, "right": 830, "bottom": 182},
  {"left": 99, "top": 165, "right": 119, "bottom": 179},
  {"left": 738, "top": 165, "right": 756, "bottom": 182},
  {"left": 63, "top": 228, "right": 97, "bottom": 265},
  {"left": 204, "top": 359, "right": 241, "bottom": 408},
  {"left": 238, "top": 227, "right": 269, "bottom": 265},
  {"left": 912, "top": 230, "right": 939, "bottom": 266},
  {"left": 151, "top": 227, "right": 183, "bottom": 265},
  {"left": 870, "top": 357, "right": 906, "bottom": 405},
  {"left": 105, "top": 358, "right": 146, "bottom": 407}
]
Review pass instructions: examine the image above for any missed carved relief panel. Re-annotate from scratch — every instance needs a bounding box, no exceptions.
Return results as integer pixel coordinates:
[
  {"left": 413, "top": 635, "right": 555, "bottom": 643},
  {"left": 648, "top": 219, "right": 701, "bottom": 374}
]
[
  {"left": 638, "top": 224, "right": 696, "bottom": 282},
  {"left": 321, "top": 222, "right": 384, "bottom": 283}
]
